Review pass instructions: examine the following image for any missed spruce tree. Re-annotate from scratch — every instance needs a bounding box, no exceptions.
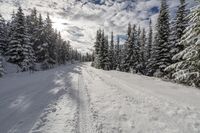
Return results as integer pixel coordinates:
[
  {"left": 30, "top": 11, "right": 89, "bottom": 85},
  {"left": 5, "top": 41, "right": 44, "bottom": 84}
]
[
  {"left": 139, "top": 28, "right": 146, "bottom": 74},
  {"left": 6, "top": 7, "right": 34, "bottom": 70},
  {"left": 103, "top": 35, "right": 110, "bottom": 70},
  {"left": 0, "top": 14, "right": 7, "bottom": 55},
  {"left": 121, "top": 24, "right": 132, "bottom": 72},
  {"left": 108, "top": 32, "right": 115, "bottom": 70},
  {"left": 135, "top": 26, "right": 142, "bottom": 73},
  {"left": 145, "top": 20, "right": 153, "bottom": 75},
  {"left": 147, "top": 0, "right": 171, "bottom": 77},
  {"left": 41, "top": 13, "right": 56, "bottom": 69},
  {"left": 147, "top": 19, "right": 153, "bottom": 60},
  {"left": 115, "top": 36, "right": 121, "bottom": 70},
  {"left": 0, "top": 54, "right": 4, "bottom": 77},
  {"left": 170, "top": 0, "right": 188, "bottom": 59},
  {"left": 176, "top": 0, "right": 188, "bottom": 51},
  {"left": 93, "top": 29, "right": 102, "bottom": 68},
  {"left": 166, "top": 5, "right": 200, "bottom": 87},
  {"left": 26, "top": 8, "right": 39, "bottom": 53}
]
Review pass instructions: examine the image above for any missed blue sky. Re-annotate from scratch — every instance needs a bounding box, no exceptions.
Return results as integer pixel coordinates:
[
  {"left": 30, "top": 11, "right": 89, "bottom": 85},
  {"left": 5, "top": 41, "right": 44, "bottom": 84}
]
[{"left": 133, "top": 0, "right": 196, "bottom": 26}]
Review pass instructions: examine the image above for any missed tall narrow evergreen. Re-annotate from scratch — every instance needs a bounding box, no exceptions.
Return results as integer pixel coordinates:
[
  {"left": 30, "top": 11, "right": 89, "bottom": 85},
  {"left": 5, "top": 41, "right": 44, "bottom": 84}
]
[
  {"left": 0, "top": 14, "right": 7, "bottom": 55},
  {"left": 148, "top": 0, "right": 171, "bottom": 77},
  {"left": 0, "top": 54, "right": 4, "bottom": 77},
  {"left": 147, "top": 19, "right": 153, "bottom": 60},
  {"left": 135, "top": 26, "right": 142, "bottom": 73},
  {"left": 166, "top": 4, "right": 200, "bottom": 87},
  {"left": 99, "top": 30, "right": 105, "bottom": 69},
  {"left": 93, "top": 29, "right": 102, "bottom": 68},
  {"left": 139, "top": 28, "right": 146, "bottom": 74},
  {"left": 115, "top": 36, "right": 121, "bottom": 70},
  {"left": 26, "top": 8, "right": 39, "bottom": 53},
  {"left": 108, "top": 32, "right": 115, "bottom": 70},
  {"left": 103, "top": 35, "right": 110, "bottom": 70},
  {"left": 121, "top": 24, "right": 132, "bottom": 72},
  {"left": 41, "top": 13, "right": 56, "bottom": 68},
  {"left": 176, "top": 0, "right": 188, "bottom": 46},
  {"left": 7, "top": 7, "right": 34, "bottom": 70}
]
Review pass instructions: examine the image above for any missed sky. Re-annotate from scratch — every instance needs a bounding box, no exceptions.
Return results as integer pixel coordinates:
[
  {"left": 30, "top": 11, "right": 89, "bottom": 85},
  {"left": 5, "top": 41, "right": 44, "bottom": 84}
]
[{"left": 0, "top": 0, "right": 197, "bottom": 53}]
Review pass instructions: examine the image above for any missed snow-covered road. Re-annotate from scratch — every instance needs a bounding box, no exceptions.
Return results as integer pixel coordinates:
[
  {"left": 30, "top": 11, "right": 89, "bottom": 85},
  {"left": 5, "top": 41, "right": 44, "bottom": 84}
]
[{"left": 1, "top": 63, "right": 200, "bottom": 133}]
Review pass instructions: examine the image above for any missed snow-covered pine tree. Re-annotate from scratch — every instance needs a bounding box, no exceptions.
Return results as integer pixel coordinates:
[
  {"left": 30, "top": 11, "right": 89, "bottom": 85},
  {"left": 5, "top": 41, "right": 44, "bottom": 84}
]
[
  {"left": 98, "top": 30, "right": 105, "bottom": 69},
  {"left": 170, "top": 0, "right": 188, "bottom": 60},
  {"left": 146, "top": 19, "right": 153, "bottom": 61},
  {"left": 108, "top": 32, "right": 115, "bottom": 70},
  {"left": 26, "top": 8, "right": 39, "bottom": 54},
  {"left": 102, "top": 35, "right": 110, "bottom": 70},
  {"left": 7, "top": 11, "right": 21, "bottom": 65},
  {"left": 147, "top": 0, "right": 171, "bottom": 77},
  {"left": 165, "top": 4, "right": 200, "bottom": 87},
  {"left": 0, "top": 14, "right": 7, "bottom": 55},
  {"left": 42, "top": 13, "right": 56, "bottom": 69},
  {"left": 145, "top": 19, "right": 153, "bottom": 75},
  {"left": 121, "top": 24, "right": 132, "bottom": 72},
  {"left": 60, "top": 41, "right": 69, "bottom": 64},
  {"left": 123, "top": 24, "right": 138, "bottom": 72},
  {"left": 34, "top": 13, "right": 47, "bottom": 64},
  {"left": 175, "top": 0, "right": 188, "bottom": 53},
  {"left": 135, "top": 26, "right": 142, "bottom": 73},
  {"left": 7, "top": 7, "right": 29, "bottom": 69},
  {"left": 0, "top": 54, "right": 4, "bottom": 77},
  {"left": 93, "top": 29, "right": 102, "bottom": 68},
  {"left": 65, "top": 41, "right": 71, "bottom": 62},
  {"left": 20, "top": 8, "right": 36, "bottom": 71},
  {"left": 115, "top": 36, "right": 121, "bottom": 70},
  {"left": 56, "top": 32, "right": 64, "bottom": 64},
  {"left": 21, "top": 32, "right": 36, "bottom": 71},
  {"left": 139, "top": 28, "right": 146, "bottom": 74},
  {"left": 169, "top": 19, "right": 177, "bottom": 59}
]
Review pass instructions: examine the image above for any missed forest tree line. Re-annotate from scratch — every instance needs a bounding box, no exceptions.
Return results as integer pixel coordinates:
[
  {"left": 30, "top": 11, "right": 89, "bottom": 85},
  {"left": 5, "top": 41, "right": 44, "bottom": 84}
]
[
  {"left": 92, "top": 0, "right": 200, "bottom": 87},
  {"left": 0, "top": 7, "right": 92, "bottom": 77}
]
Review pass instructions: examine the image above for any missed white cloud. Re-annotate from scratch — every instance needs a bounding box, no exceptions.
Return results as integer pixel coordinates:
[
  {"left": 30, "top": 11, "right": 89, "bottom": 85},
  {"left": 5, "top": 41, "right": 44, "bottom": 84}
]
[{"left": 0, "top": 0, "right": 196, "bottom": 52}]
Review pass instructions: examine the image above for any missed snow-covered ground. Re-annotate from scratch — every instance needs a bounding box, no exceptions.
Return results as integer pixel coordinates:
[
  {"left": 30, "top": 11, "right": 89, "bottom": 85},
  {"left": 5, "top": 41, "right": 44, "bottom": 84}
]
[{"left": 0, "top": 63, "right": 200, "bottom": 133}]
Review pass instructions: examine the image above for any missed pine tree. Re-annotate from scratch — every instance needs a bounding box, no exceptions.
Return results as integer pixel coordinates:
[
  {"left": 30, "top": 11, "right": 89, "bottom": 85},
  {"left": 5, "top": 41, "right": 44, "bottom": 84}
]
[
  {"left": 147, "top": 0, "right": 171, "bottom": 77},
  {"left": 147, "top": 19, "right": 153, "bottom": 60},
  {"left": 7, "top": 7, "right": 35, "bottom": 71},
  {"left": 145, "top": 19, "right": 153, "bottom": 75},
  {"left": 139, "top": 28, "right": 146, "bottom": 74},
  {"left": 123, "top": 25, "right": 138, "bottom": 72},
  {"left": 0, "top": 54, "right": 4, "bottom": 77},
  {"left": 108, "top": 32, "right": 115, "bottom": 70},
  {"left": 0, "top": 14, "right": 7, "bottom": 55},
  {"left": 135, "top": 26, "right": 142, "bottom": 73},
  {"left": 93, "top": 29, "right": 102, "bottom": 68},
  {"left": 170, "top": 0, "right": 188, "bottom": 58},
  {"left": 165, "top": 5, "right": 200, "bottom": 87},
  {"left": 115, "top": 36, "right": 121, "bottom": 70},
  {"left": 41, "top": 13, "right": 56, "bottom": 69},
  {"left": 98, "top": 30, "right": 105, "bottom": 69},
  {"left": 175, "top": 0, "right": 188, "bottom": 52},
  {"left": 121, "top": 24, "right": 132, "bottom": 72},
  {"left": 102, "top": 35, "right": 110, "bottom": 70},
  {"left": 26, "top": 8, "right": 39, "bottom": 53}
]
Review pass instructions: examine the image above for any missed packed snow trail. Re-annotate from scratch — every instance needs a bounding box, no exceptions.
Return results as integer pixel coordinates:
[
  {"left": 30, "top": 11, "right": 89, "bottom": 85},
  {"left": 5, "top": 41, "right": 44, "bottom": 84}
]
[
  {"left": 1, "top": 63, "right": 200, "bottom": 133},
  {"left": 0, "top": 64, "right": 81, "bottom": 133}
]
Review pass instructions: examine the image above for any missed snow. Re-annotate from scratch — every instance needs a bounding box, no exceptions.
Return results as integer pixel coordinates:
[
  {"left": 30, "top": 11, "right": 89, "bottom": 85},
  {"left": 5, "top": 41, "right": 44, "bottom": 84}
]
[{"left": 0, "top": 63, "right": 200, "bottom": 133}]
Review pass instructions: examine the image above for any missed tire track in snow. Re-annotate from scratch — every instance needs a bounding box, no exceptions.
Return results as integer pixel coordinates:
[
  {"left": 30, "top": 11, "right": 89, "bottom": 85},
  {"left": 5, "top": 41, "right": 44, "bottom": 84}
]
[
  {"left": 86, "top": 65, "right": 200, "bottom": 133},
  {"left": 89, "top": 67, "right": 182, "bottom": 132},
  {"left": 76, "top": 71, "right": 97, "bottom": 133},
  {"left": 29, "top": 72, "right": 79, "bottom": 133}
]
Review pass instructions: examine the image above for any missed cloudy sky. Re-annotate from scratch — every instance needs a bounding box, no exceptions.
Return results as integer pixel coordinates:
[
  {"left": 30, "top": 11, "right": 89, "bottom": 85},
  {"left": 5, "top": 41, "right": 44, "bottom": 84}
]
[{"left": 0, "top": 0, "right": 197, "bottom": 52}]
